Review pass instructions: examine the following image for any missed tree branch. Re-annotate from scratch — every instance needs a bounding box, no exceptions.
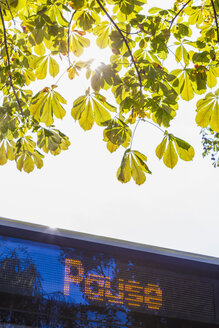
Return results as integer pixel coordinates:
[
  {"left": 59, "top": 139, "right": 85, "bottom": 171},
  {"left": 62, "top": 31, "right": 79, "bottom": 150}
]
[
  {"left": 5, "top": 0, "right": 15, "bottom": 24},
  {"left": 169, "top": 0, "right": 192, "bottom": 30},
  {"left": 210, "top": 0, "right": 219, "bottom": 43},
  {"left": 0, "top": 6, "right": 24, "bottom": 118},
  {"left": 67, "top": 10, "right": 76, "bottom": 66},
  {"left": 96, "top": 0, "right": 142, "bottom": 90}
]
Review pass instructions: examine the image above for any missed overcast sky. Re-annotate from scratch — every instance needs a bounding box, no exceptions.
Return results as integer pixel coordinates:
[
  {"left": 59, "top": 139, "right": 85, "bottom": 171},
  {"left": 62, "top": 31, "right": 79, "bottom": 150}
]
[{"left": 0, "top": 0, "right": 219, "bottom": 258}]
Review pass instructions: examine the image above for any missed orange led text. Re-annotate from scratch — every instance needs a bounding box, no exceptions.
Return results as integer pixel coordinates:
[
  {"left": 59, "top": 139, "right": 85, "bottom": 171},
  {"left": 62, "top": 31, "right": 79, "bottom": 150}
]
[{"left": 64, "top": 258, "right": 162, "bottom": 310}]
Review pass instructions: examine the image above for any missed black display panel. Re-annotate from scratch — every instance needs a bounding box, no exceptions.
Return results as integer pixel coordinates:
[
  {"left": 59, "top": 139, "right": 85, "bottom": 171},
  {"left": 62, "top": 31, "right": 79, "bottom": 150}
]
[{"left": 0, "top": 223, "right": 219, "bottom": 328}]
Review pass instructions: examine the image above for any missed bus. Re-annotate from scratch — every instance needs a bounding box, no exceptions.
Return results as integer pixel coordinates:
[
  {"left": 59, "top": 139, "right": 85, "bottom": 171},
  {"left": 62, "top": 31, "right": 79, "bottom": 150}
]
[{"left": 0, "top": 217, "right": 219, "bottom": 327}]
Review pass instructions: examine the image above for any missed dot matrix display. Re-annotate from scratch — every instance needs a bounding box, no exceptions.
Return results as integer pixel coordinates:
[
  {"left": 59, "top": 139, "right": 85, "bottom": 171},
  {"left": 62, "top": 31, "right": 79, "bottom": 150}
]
[{"left": 0, "top": 224, "right": 219, "bottom": 328}]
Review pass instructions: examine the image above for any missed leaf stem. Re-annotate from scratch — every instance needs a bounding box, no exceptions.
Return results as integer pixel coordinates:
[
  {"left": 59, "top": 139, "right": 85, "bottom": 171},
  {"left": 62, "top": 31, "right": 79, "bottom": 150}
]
[
  {"left": 130, "top": 118, "right": 165, "bottom": 150},
  {"left": 0, "top": 6, "right": 24, "bottom": 119},
  {"left": 67, "top": 10, "right": 76, "bottom": 66},
  {"left": 130, "top": 118, "right": 141, "bottom": 150},
  {"left": 210, "top": 0, "right": 219, "bottom": 43},
  {"left": 96, "top": 0, "right": 142, "bottom": 90},
  {"left": 142, "top": 118, "right": 165, "bottom": 133},
  {"left": 55, "top": 70, "right": 67, "bottom": 85},
  {"left": 120, "top": 29, "right": 141, "bottom": 35},
  {"left": 169, "top": 0, "right": 192, "bottom": 30}
]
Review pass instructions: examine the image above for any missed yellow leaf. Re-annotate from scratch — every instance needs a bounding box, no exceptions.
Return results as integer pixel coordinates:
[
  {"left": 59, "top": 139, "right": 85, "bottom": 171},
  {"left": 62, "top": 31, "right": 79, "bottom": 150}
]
[
  {"left": 181, "top": 73, "right": 194, "bottom": 101},
  {"left": 6, "top": 141, "right": 15, "bottom": 160},
  {"left": 175, "top": 46, "right": 182, "bottom": 63},
  {"left": 156, "top": 137, "right": 167, "bottom": 159},
  {"left": 49, "top": 57, "right": 60, "bottom": 77},
  {"left": 195, "top": 100, "right": 214, "bottom": 127},
  {"left": 79, "top": 98, "right": 94, "bottom": 130},
  {"left": 174, "top": 139, "right": 195, "bottom": 161},
  {"left": 23, "top": 155, "right": 35, "bottom": 173},
  {"left": 96, "top": 27, "right": 109, "bottom": 49},
  {"left": 207, "top": 67, "right": 217, "bottom": 88},
  {"left": 71, "top": 96, "right": 87, "bottom": 121},
  {"left": 163, "top": 140, "right": 178, "bottom": 169},
  {"left": 54, "top": 91, "right": 67, "bottom": 104},
  {"left": 117, "top": 154, "right": 131, "bottom": 183},
  {"left": 30, "top": 93, "right": 48, "bottom": 120},
  {"left": 176, "top": 145, "right": 194, "bottom": 161},
  {"left": 106, "top": 140, "right": 119, "bottom": 153},
  {"left": 34, "top": 43, "right": 46, "bottom": 56},
  {"left": 131, "top": 155, "right": 146, "bottom": 185},
  {"left": 52, "top": 94, "right": 66, "bottom": 119},
  {"left": 93, "top": 98, "right": 111, "bottom": 125},
  {"left": 210, "top": 102, "right": 219, "bottom": 132},
  {"left": 33, "top": 151, "right": 44, "bottom": 169},
  {"left": 182, "top": 46, "right": 189, "bottom": 66},
  {"left": 17, "top": 154, "right": 25, "bottom": 171},
  {"left": 41, "top": 95, "right": 53, "bottom": 126},
  {"left": 0, "top": 143, "right": 7, "bottom": 165},
  {"left": 35, "top": 57, "right": 48, "bottom": 80},
  {"left": 68, "top": 66, "right": 76, "bottom": 80}
]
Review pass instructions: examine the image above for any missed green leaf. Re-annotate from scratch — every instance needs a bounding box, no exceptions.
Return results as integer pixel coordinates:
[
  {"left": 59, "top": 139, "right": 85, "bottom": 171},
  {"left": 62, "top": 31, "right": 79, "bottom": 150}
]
[
  {"left": 69, "top": 0, "right": 84, "bottom": 10},
  {"left": 104, "top": 119, "right": 132, "bottom": 146}
]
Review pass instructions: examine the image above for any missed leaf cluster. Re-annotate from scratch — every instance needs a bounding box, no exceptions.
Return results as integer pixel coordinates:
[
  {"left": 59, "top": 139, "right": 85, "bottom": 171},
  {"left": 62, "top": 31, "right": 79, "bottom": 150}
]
[{"left": 0, "top": 0, "right": 219, "bottom": 182}]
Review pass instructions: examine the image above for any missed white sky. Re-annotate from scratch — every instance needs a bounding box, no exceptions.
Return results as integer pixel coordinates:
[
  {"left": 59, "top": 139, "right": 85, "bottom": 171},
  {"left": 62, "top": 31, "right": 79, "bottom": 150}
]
[{"left": 0, "top": 0, "right": 219, "bottom": 258}]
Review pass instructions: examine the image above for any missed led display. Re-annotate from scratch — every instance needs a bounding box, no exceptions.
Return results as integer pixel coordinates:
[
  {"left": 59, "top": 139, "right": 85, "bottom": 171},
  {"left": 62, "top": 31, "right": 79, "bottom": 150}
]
[{"left": 0, "top": 225, "right": 219, "bottom": 328}]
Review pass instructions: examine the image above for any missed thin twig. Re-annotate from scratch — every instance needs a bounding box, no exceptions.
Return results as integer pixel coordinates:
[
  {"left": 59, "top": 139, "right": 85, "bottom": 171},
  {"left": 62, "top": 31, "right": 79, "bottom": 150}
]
[
  {"left": 130, "top": 117, "right": 165, "bottom": 149},
  {"left": 67, "top": 10, "right": 76, "bottom": 66},
  {"left": 210, "top": 0, "right": 219, "bottom": 43},
  {"left": 96, "top": 0, "right": 142, "bottom": 90},
  {"left": 130, "top": 118, "right": 141, "bottom": 150},
  {"left": 0, "top": 6, "right": 24, "bottom": 118},
  {"left": 167, "top": 46, "right": 184, "bottom": 69},
  {"left": 142, "top": 118, "right": 165, "bottom": 133},
  {"left": 55, "top": 70, "right": 67, "bottom": 85},
  {"left": 169, "top": 0, "right": 192, "bottom": 30},
  {"left": 120, "top": 29, "right": 141, "bottom": 35}
]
